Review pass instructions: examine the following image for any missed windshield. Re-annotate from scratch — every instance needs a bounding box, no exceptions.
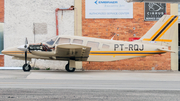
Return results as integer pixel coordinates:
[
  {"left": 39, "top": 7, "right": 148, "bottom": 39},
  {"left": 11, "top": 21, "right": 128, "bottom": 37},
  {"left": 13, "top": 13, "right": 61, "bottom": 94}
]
[{"left": 45, "top": 37, "right": 58, "bottom": 45}]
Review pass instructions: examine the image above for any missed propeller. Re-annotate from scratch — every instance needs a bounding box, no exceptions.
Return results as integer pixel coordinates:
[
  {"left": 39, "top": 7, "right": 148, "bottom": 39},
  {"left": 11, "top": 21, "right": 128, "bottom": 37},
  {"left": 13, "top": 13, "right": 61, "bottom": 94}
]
[
  {"left": 17, "top": 38, "right": 29, "bottom": 52},
  {"left": 17, "top": 38, "right": 29, "bottom": 65}
]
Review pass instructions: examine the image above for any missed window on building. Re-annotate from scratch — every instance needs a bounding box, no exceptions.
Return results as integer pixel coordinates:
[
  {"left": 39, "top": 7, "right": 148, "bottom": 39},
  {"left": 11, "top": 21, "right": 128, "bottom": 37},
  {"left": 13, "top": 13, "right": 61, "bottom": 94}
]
[
  {"left": 56, "top": 38, "right": 70, "bottom": 44},
  {"left": 102, "top": 44, "right": 110, "bottom": 49},
  {"left": 87, "top": 41, "right": 99, "bottom": 49},
  {"left": 0, "top": 23, "right": 3, "bottom": 54},
  {"left": 73, "top": 39, "right": 83, "bottom": 44}
]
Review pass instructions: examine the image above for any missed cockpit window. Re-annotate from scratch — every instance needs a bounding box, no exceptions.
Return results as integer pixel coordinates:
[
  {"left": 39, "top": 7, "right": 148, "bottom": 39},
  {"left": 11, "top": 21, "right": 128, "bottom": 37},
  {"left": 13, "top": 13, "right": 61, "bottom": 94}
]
[
  {"left": 56, "top": 38, "right": 71, "bottom": 44},
  {"left": 46, "top": 37, "right": 57, "bottom": 45}
]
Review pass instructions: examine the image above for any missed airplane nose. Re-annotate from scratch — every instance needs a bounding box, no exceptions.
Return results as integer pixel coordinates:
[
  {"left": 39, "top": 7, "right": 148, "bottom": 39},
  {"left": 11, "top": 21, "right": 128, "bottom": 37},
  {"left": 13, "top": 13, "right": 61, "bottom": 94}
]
[
  {"left": 1, "top": 48, "right": 11, "bottom": 55},
  {"left": 1, "top": 46, "right": 22, "bottom": 55},
  {"left": 1, "top": 49, "right": 6, "bottom": 55}
]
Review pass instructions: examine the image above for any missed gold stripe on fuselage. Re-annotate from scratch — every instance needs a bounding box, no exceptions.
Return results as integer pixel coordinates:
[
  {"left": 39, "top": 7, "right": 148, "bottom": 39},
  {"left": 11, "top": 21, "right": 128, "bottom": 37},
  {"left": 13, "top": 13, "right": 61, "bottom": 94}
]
[
  {"left": 90, "top": 51, "right": 166, "bottom": 53},
  {"left": 89, "top": 51, "right": 166, "bottom": 56},
  {"left": 2, "top": 51, "right": 166, "bottom": 56},
  {"left": 1, "top": 51, "right": 31, "bottom": 54}
]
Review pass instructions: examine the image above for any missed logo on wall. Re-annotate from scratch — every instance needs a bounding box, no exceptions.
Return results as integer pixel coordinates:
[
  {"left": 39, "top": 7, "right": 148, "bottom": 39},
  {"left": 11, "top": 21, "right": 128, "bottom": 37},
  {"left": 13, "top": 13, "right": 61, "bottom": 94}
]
[
  {"left": 94, "top": 0, "right": 118, "bottom": 5},
  {"left": 86, "top": 0, "right": 133, "bottom": 19},
  {"left": 145, "top": 3, "right": 166, "bottom": 21}
]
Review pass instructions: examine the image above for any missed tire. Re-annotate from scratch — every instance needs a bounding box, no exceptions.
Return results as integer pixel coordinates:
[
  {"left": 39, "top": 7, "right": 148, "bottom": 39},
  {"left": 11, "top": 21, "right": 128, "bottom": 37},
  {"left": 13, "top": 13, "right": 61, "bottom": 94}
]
[
  {"left": 65, "top": 63, "right": 76, "bottom": 72},
  {"left": 23, "top": 64, "right": 31, "bottom": 72}
]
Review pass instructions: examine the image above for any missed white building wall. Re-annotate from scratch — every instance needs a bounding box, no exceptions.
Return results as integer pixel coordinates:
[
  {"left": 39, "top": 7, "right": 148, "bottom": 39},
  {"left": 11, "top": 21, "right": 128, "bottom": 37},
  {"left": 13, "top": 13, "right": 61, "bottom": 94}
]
[{"left": 4, "top": 0, "right": 74, "bottom": 69}]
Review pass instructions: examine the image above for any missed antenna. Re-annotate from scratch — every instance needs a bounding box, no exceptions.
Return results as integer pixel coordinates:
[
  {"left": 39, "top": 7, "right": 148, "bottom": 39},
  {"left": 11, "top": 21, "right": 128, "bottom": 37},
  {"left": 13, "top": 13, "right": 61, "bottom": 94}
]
[{"left": 111, "top": 33, "right": 116, "bottom": 40}]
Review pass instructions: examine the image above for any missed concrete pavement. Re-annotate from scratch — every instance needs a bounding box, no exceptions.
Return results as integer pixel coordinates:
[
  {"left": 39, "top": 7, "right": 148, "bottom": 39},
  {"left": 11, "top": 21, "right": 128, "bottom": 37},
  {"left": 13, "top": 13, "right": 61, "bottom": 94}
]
[{"left": 0, "top": 70, "right": 179, "bottom": 101}]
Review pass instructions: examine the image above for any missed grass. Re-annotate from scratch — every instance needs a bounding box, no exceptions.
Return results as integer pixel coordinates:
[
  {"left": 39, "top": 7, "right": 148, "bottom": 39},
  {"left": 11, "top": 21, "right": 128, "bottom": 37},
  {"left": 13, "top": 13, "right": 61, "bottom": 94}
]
[
  {"left": 46, "top": 68, "right": 50, "bottom": 70},
  {"left": 33, "top": 67, "right": 40, "bottom": 70}
]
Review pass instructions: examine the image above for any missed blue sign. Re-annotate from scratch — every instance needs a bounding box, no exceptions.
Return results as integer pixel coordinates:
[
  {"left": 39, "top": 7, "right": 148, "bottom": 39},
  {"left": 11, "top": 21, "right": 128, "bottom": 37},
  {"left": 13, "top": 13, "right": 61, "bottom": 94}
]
[
  {"left": 95, "top": 0, "right": 118, "bottom": 5},
  {"left": 86, "top": 0, "right": 133, "bottom": 18}
]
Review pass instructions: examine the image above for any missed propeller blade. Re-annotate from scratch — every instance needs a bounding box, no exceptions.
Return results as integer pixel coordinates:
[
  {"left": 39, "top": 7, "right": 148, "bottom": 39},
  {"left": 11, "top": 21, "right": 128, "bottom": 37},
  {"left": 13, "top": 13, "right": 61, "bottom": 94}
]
[
  {"left": 25, "top": 37, "right": 28, "bottom": 45},
  {"left": 18, "top": 37, "right": 29, "bottom": 51}
]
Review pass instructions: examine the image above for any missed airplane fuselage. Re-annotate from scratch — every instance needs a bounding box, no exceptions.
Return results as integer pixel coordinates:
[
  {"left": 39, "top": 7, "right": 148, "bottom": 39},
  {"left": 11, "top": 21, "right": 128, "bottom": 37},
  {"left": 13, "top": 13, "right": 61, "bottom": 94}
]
[{"left": 2, "top": 35, "right": 167, "bottom": 62}]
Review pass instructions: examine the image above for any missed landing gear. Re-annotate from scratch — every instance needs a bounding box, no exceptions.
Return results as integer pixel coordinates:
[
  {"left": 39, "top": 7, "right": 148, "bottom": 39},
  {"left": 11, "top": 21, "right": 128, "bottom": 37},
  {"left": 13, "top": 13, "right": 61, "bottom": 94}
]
[
  {"left": 23, "top": 63, "right": 31, "bottom": 72},
  {"left": 23, "top": 45, "right": 31, "bottom": 72},
  {"left": 65, "top": 63, "right": 76, "bottom": 72}
]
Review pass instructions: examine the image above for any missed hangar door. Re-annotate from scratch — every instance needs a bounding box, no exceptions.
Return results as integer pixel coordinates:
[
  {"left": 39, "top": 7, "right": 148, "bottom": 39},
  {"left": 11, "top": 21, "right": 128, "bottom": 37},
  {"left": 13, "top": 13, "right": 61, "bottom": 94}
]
[
  {"left": 178, "top": 23, "right": 180, "bottom": 71},
  {"left": 178, "top": 4, "right": 180, "bottom": 71}
]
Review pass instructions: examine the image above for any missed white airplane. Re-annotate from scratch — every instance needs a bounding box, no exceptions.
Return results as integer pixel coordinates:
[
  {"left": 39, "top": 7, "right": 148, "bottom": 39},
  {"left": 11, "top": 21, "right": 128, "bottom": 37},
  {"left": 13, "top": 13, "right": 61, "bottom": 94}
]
[
  {"left": 126, "top": 0, "right": 180, "bottom": 3},
  {"left": 2, "top": 15, "right": 178, "bottom": 72}
]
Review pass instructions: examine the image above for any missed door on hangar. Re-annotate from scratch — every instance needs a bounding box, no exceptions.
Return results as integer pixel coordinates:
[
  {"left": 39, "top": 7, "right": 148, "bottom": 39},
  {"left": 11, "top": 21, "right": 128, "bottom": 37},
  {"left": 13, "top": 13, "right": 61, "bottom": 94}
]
[{"left": 178, "top": 23, "right": 180, "bottom": 71}]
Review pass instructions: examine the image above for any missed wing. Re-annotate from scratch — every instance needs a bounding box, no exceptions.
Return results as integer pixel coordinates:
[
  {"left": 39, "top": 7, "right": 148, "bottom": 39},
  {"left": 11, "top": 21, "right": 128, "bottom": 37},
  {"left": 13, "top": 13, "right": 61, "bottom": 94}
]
[{"left": 55, "top": 44, "right": 91, "bottom": 61}]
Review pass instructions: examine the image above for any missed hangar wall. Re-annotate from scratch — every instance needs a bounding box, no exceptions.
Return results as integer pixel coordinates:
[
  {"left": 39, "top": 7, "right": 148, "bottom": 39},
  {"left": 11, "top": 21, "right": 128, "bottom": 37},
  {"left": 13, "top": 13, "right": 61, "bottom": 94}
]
[
  {"left": 82, "top": 1, "right": 172, "bottom": 70},
  {"left": 0, "top": 0, "right": 4, "bottom": 22},
  {"left": 4, "top": 0, "right": 74, "bottom": 69}
]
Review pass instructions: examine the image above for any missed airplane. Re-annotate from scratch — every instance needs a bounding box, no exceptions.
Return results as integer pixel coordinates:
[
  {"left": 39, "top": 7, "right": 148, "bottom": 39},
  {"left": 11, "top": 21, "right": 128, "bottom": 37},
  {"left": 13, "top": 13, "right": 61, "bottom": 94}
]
[
  {"left": 1, "top": 15, "right": 178, "bottom": 72},
  {"left": 125, "top": 0, "right": 180, "bottom": 3}
]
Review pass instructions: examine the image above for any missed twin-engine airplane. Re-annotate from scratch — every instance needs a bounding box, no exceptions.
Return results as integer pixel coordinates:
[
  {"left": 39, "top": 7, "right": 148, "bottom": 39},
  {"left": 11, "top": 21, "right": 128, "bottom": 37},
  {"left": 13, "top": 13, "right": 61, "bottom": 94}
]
[{"left": 2, "top": 15, "right": 178, "bottom": 72}]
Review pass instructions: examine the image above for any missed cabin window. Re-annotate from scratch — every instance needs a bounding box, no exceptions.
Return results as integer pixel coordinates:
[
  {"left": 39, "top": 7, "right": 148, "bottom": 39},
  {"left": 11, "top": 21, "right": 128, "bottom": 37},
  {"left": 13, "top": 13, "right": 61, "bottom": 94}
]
[
  {"left": 87, "top": 41, "right": 99, "bottom": 49},
  {"left": 56, "top": 38, "right": 70, "bottom": 44},
  {"left": 102, "top": 44, "right": 110, "bottom": 49},
  {"left": 73, "top": 39, "right": 83, "bottom": 44}
]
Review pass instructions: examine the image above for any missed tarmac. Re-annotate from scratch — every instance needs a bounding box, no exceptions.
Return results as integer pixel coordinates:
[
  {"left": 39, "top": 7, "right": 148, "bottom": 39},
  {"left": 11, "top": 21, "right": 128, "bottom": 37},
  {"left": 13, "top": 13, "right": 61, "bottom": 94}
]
[{"left": 0, "top": 70, "right": 179, "bottom": 101}]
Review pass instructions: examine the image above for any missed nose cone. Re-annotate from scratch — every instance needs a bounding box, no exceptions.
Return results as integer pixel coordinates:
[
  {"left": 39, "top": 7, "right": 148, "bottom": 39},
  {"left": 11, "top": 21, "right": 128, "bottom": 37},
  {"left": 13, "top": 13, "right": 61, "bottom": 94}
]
[
  {"left": 17, "top": 45, "right": 28, "bottom": 52},
  {"left": 1, "top": 46, "right": 22, "bottom": 55},
  {"left": 1, "top": 48, "right": 11, "bottom": 55},
  {"left": 1, "top": 49, "right": 6, "bottom": 55}
]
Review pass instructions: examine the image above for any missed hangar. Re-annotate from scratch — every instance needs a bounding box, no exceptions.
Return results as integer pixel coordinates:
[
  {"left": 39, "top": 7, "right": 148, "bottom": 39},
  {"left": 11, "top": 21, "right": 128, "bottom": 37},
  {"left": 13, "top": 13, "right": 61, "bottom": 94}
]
[{"left": 0, "top": 0, "right": 179, "bottom": 71}]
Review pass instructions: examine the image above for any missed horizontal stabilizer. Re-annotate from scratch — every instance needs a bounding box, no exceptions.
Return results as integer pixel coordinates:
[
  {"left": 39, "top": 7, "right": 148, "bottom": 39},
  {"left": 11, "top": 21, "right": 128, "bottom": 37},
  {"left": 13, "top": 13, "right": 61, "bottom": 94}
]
[{"left": 157, "top": 48, "right": 175, "bottom": 53}]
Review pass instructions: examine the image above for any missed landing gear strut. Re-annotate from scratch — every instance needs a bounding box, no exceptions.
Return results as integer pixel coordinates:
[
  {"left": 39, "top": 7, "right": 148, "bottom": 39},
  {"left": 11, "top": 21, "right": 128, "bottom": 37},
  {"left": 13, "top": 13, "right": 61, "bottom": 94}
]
[
  {"left": 65, "top": 63, "right": 76, "bottom": 72},
  {"left": 22, "top": 46, "right": 31, "bottom": 72}
]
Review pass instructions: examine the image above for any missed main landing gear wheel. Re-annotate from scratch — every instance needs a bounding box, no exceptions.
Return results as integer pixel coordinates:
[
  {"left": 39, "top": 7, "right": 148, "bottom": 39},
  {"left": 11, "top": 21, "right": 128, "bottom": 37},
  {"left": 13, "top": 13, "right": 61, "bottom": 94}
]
[
  {"left": 23, "top": 64, "right": 31, "bottom": 72},
  {"left": 65, "top": 63, "right": 76, "bottom": 72}
]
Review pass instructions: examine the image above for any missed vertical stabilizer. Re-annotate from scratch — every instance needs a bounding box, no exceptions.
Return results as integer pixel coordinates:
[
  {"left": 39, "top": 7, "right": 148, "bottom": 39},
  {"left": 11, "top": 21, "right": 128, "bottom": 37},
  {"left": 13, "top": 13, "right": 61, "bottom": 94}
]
[{"left": 139, "top": 15, "right": 178, "bottom": 46}]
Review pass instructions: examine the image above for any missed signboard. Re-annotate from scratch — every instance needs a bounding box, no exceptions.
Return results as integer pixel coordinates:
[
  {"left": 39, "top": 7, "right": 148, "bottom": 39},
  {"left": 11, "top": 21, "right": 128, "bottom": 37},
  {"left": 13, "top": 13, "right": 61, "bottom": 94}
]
[
  {"left": 85, "top": 0, "right": 133, "bottom": 18},
  {"left": 144, "top": 3, "right": 166, "bottom": 21}
]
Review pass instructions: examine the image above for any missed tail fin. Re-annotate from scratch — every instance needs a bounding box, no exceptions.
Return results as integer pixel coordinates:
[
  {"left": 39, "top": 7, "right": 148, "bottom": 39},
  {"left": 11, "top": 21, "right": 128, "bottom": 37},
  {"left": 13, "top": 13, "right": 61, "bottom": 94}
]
[{"left": 139, "top": 15, "right": 178, "bottom": 46}]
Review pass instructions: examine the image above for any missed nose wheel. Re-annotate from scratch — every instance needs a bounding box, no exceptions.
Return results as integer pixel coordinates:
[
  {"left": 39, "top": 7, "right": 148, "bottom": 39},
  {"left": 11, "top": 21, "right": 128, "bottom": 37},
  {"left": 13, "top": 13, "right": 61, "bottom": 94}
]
[
  {"left": 23, "top": 63, "right": 31, "bottom": 72},
  {"left": 65, "top": 63, "right": 76, "bottom": 72}
]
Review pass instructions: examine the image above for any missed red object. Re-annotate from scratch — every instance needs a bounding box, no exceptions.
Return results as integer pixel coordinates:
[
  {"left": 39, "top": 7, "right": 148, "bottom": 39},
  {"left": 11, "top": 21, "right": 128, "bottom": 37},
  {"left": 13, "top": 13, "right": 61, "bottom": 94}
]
[
  {"left": 129, "top": 37, "right": 140, "bottom": 41},
  {"left": 55, "top": 6, "right": 74, "bottom": 36}
]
